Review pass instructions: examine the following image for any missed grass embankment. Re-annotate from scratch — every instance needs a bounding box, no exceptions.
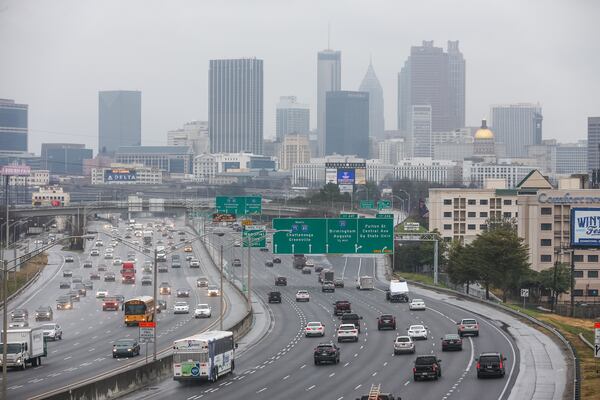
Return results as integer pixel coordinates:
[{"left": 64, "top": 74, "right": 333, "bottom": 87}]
[
  {"left": 394, "top": 272, "right": 449, "bottom": 288},
  {"left": 0, "top": 253, "right": 48, "bottom": 299}
]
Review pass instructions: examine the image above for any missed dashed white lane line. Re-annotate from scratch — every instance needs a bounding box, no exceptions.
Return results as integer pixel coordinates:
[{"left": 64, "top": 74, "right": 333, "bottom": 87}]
[
  {"left": 256, "top": 387, "right": 267, "bottom": 393},
  {"left": 282, "top": 375, "right": 290, "bottom": 380},
  {"left": 404, "top": 380, "right": 410, "bottom": 386},
  {"left": 354, "top": 384, "right": 362, "bottom": 390},
  {"left": 306, "top": 385, "right": 316, "bottom": 391}
]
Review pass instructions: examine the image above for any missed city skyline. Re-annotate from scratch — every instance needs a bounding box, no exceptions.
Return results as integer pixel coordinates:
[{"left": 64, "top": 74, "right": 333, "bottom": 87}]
[{"left": 0, "top": 1, "right": 598, "bottom": 154}]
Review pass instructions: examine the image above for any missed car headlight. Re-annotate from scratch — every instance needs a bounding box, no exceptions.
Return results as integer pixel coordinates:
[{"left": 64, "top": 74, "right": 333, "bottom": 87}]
[{"left": 113, "top": 348, "right": 116, "bottom": 352}]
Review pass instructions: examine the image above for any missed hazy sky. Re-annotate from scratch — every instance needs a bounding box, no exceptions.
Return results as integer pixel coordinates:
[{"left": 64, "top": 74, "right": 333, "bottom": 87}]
[{"left": 1, "top": 0, "right": 599, "bottom": 155}]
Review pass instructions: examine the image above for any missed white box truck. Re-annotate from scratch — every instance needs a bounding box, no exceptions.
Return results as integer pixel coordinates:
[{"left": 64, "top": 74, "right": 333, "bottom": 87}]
[
  {"left": 0, "top": 327, "right": 46, "bottom": 369},
  {"left": 386, "top": 280, "right": 410, "bottom": 302},
  {"left": 356, "top": 275, "right": 374, "bottom": 290}
]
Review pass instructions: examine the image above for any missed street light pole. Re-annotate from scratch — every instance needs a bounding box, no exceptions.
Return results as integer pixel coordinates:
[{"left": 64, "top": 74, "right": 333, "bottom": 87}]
[
  {"left": 2, "top": 175, "right": 9, "bottom": 399},
  {"left": 153, "top": 248, "right": 158, "bottom": 361},
  {"left": 220, "top": 244, "right": 224, "bottom": 330}
]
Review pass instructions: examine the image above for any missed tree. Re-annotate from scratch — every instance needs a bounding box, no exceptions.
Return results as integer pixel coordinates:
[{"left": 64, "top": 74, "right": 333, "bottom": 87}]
[
  {"left": 446, "top": 241, "right": 480, "bottom": 294},
  {"left": 538, "top": 263, "right": 571, "bottom": 311}
]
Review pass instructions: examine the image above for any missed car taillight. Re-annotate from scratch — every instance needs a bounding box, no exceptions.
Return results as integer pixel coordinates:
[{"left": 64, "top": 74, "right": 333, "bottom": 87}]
[
  {"left": 499, "top": 360, "right": 503, "bottom": 369},
  {"left": 352, "top": 330, "right": 357, "bottom": 334},
  {"left": 460, "top": 325, "right": 465, "bottom": 330},
  {"left": 432, "top": 364, "right": 437, "bottom": 371},
  {"left": 476, "top": 362, "right": 480, "bottom": 370},
  {"left": 412, "top": 367, "right": 416, "bottom": 373}
]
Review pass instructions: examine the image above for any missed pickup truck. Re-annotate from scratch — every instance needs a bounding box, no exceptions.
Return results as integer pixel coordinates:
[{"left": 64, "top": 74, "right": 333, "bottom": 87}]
[
  {"left": 333, "top": 300, "right": 351, "bottom": 316},
  {"left": 413, "top": 355, "right": 442, "bottom": 381},
  {"left": 340, "top": 313, "right": 363, "bottom": 333},
  {"left": 0, "top": 328, "right": 47, "bottom": 370}
]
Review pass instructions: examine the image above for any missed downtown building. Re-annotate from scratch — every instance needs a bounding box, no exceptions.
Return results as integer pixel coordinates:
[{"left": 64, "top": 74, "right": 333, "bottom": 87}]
[
  {"left": 193, "top": 152, "right": 277, "bottom": 183},
  {"left": 91, "top": 163, "right": 162, "bottom": 185},
  {"left": 115, "top": 146, "right": 193, "bottom": 175},
  {"left": 276, "top": 96, "right": 310, "bottom": 140},
  {"left": 490, "top": 103, "right": 543, "bottom": 158},
  {"left": 98, "top": 90, "right": 141, "bottom": 155},
  {"left": 167, "top": 121, "right": 209, "bottom": 156},
  {"left": 209, "top": 59, "right": 264, "bottom": 155},
  {"left": 317, "top": 49, "right": 342, "bottom": 156},
  {"left": 41, "top": 143, "right": 93, "bottom": 175},
  {"left": 358, "top": 62, "right": 385, "bottom": 139},
  {"left": 588, "top": 117, "right": 600, "bottom": 183},
  {"left": 325, "top": 91, "right": 369, "bottom": 159},
  {"left": 0, "top": 98, "right": 28, "bottom": 153}
]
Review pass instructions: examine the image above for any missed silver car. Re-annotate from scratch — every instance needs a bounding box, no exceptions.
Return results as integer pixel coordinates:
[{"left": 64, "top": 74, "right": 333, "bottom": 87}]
[{"left": 393, "top": 335, "right": 415, "bottom": 354}]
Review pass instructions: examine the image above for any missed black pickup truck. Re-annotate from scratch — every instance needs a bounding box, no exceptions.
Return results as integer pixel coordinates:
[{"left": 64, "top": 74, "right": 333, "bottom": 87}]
[
  {"left": 413, "top": 355, "right": 442, "bottom": 381},
  {"left": 333, "top": 300, "right": 351, "bottom": 316},
  {"left": 340, "top": 313, "right": 363, "bottom": 333}
]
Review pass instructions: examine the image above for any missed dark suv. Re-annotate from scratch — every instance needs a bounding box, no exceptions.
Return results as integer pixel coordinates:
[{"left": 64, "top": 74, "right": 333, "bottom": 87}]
[
  {"left": 333, "top": 300, "right": 351, "bottom": 316},
  {"left": 314, "top": 343, "right": 340, "bottom": 365},
  {"left": 268, "top": 291, "right": 282, "bottom": 303},
  {"left": 476, "top": 352, "right": 506, "bottom": 378},
  {"left": 275, "top": 276, "right": 287, "bottom": 286},
  {"left": 377, "top": 314, "right": 396, "bottom": 330},
  {"left": 35, "top": 306, "right": 53, "bottom": 321},
  {"left": 340, "top": 313, "right": 363, "bottom": 333}
]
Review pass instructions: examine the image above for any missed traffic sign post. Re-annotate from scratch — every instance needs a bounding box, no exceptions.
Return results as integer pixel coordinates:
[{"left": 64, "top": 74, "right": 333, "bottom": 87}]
[
  {"left": 377, "top": 200, "right": 391, "bottom": 210},
  {"left": 215, "top": 196, "right": 262, "bottom": 215},
  {"left": 139, "top": 321, "right": 156, "bottom": 364},
  {"left": 272, "top": 218, "right": 393, "bottom": 255},
  {"left": 376, "top": 213, "right": 394, "bottom": 219},
  {"left": 242, "top": 226, "right": 266, "bottom": 248},
  {"left": 340, "top": 213, "right": 358, "bottom": 219},
  {"left": 594, "top": 322, "right": 600, "bottom": 360},
  {"left": 520, "top": 288, "right": 529, "bottom": 308},
  {"left": 359, "top": 200, "right": 375, "bottom": 209}
]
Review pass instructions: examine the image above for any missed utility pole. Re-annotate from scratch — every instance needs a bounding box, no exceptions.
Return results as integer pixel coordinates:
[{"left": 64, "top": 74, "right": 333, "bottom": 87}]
[
  {"left": 152, "top": 248, "right": 158, "bottom": 360},
  {"left": 2, "top": 174, "right": 10, "bottom": 399},
  {"left": 220, "top": 244, "right": 224, "bottom": 330},
  {"left": 570, "top": 250, "right": 576, "bottom": 317},
  {"left": 246, "top": 235, "right": 252, "bottom": 306}
]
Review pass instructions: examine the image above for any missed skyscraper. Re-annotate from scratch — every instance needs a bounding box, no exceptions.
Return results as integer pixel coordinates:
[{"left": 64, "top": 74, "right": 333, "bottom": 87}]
[
  {"left": 317, "top": 50, "right": 341, "bottom": 156},
  {"left": 276, "top": 96, "right": 310, "bottom": 139},
  {"left": 397, "top": 41, "right": 465, "bottom": 134},
  {"left": 0, "top": 98, "right": 28, "bottom": 152},
  {"left": 358, "top": 61, "right": 385, "bottom": 139},
  {"left": 490, "top": 103, "right": 543, "bottom": 157},
  {"left": 209, "top": 58, "right": 263, "bottom": 155},
  {"left": 411, "top": 105, "right": 433, "bottom": 157},
  {"left": 588, "top": 117, "right": 600, "bottom": 181},
  {"left": 98, "top": 90, "right": 141, "bottom": 155},
  {"left": 41, "top": 143, "right": 93, "bottom": 175},
  {"left": 325, "top": 91, "right": 369, "bottom": 158}
]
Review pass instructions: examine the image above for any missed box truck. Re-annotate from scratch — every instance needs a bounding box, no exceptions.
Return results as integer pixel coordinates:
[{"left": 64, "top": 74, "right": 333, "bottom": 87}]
[{"left": 0, "top": 327, "right": 46, "bottom": 369}]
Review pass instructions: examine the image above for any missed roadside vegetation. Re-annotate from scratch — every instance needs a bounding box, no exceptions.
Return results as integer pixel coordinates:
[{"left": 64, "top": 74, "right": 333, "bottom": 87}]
[{"left": 0, "top": 253, "right": 47, "bottom": 299}]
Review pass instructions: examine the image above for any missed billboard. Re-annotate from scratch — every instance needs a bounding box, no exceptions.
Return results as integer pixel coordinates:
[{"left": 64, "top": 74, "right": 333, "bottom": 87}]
[
  {"left": 571, "top": 208, "right": 600, "bottom": 247},
  {"left": 104, "top": 168, "right": 137, "bottom": 183},
  {"left": 212, "top": 213, "right": 236, "bottom": 223},
  {"left": 325, "top": 168, "right": 337, "bottom": 184},
  {"left": 325, "top": 162, "right": 366, "bottom": 186},
  {"left": 339, "top": 184, "right": 353, "bottom": 194},
  {"left": 355, "top": 167, "right": 366, "bottom": 185},
  {"left": 1, "top": 165, "right": 31, "bottom": 176},
  {"left": 337, "top": 169, "right": 355, "bottom": 185}
]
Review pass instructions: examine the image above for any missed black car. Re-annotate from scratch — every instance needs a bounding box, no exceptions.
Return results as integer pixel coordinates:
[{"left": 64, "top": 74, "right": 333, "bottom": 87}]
[
  {"left": 56, "top": 296, "right": 73, "bottom": 310},
  {"left": 265, "top": 261, "right": 274, "bottom": 267},
  {"left": 72, "top": 283, "right": 87, "bottom": 297},
  {"left": 272, "top": 258, "right": 281, "bottom": 264},
  {"left": 97, "top": 264, "right": 108, "bottom": 272},
  {"left": 413, "top": 355, "right": 442, "bottom": 381},
  {"left": 141, "top": 276, "right": 152, "bottom": 286},
  {"left": 112, "top": 339, "right": 140, "bottom": 358},
  {"left": 268, "top": 291, "right": 282, "bottom": 303},
  {"left": 275, "top": 276, "right": 287, "bottom": 286},
  {"left": 59, "top": 281, "right": 71, "bottom": 289},
  {"left": 314, "top": 343, "right": 340, "bottom": 365},
  {"left": 83, "top": 260, "right": 93, "bottom": 268},
  {"left": 177, "top": 288, "right": 190, "bottom": 298},
  {"left": 104, "top": 272, "right": 116, "bottom": 282},
  {"left": 90, "top": 271, "right": 101, "bottom": 280},
  {"left": 65, "top": 256, "right": 74, "bottom": 263},
  {"left": 35, "top": 306, "right": 53, "bottom": 321},
  {"left": 83, "top": 280, "right": 94, "bottom": 290},
  {"left": 68, "top": 290, "right": 80, "bottom": 302},
  {"left": 476, "top": 353, "right": 506, "bottom": 378},
  {"left": 377, "top": 314, "right": 396, "bottom": 330},
  {"left": 302, "top": 267, "right": 312, "bottom": 274},
  {"left": 260, "top": 247, "right": 269, "bottom": 252},
  {"left": 63, "top": 269, "right": 73, "bottom": 277},
  {"left": 441, "top": 334, "right": 463, "bottom": 351},
  {"left": 314, "top": 265, "right": 324, "bottom": 273},
  {"left": 157, "top": 299, "right": 167, "bottom": 311}
]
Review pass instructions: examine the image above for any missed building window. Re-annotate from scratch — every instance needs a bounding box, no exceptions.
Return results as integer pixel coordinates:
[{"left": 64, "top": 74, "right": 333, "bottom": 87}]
[
  {"left": 572, "top": 289, "right": 584, "bottom": 296},
  {"left": 588, "top": 271, "right": 599, "bottom": 278},
  {"left": 443, "top": 199, "right": 452, "bottom": 205},
  {"left": 444, "top": 212, "right": 452, "bottom": 218},
  {"left": 588, "top": 289, "right": 599, "bottom": 297},
  {"left": 443, "top": 224, "right": 452, "bottom": 230},
  {"left": 468, "top": 212, "right": 476, "bottom": 218},
  {"left": 589, "top": 255, "right": 599, "bottom": 262},
  {"left": 503, "top": 199, "right": 512, "bottom": 205},
  {"left": 573, "top": 254, "right": 584, "bottom": 263},
  {"left": 467, "top": 199, "right": 476, "bottom": 205},
  {"left": 540, "top": 255, "right": 552, "bottom": 262},
  {"left": 541, "top": 223, "right": 552, "bottom": 231},
  {"left": 573, "top": 270, "right": 584, "bottom": 278},
  {"left": 479, "top": 212, "right": 488, "bottom": 218},
  {"left": 503, "top": 212, "right": 512, "bottom": 218},
  {"left": 540, "top": 239, "right": 552, "bottom": 246},
  {"left": 479, "top": 224, "right": 487, "bottom": 230},
  {"left": 480, "top": 199, "right": 488, "bottom": 205},
  {"left": 468, "top": 224, "right": 476, "bottom": 230},
  {"left": 541, "top": 207, "right": 552, "bottom": 215}
]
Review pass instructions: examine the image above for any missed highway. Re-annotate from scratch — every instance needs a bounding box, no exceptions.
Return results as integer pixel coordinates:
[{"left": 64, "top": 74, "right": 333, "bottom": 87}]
[
  {"left": 1, "top": 218, "right": 241, "bottom": 399},
  {"left": 125, "top": 230, "right": 520, "bottom": 400}
]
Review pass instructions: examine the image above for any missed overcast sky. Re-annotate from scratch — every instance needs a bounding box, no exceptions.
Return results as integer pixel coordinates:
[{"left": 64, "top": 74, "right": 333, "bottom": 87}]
[{"left": 1, "top": 0, "right": 598, "bottom": 155}]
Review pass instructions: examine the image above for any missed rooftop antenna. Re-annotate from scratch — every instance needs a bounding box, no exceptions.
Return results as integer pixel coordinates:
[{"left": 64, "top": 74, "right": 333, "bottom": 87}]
[{"left": 327, "top": 22, "right": 331, "bottom": 50}]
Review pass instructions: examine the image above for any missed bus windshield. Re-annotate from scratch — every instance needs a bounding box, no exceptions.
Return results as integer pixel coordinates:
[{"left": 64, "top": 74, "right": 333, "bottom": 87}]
[{"left": 124, "top": 303, "right": 146, "bottom": 315}]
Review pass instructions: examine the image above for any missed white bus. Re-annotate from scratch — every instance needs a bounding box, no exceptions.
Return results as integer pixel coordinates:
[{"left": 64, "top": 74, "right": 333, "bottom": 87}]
[{"left": 173, "top": 330, "right": 236, "bottom": 382}]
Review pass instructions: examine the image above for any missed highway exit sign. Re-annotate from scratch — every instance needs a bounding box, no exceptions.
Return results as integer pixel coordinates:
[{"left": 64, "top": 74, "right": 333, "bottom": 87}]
[
  {"left": 242, "top": 225, "right": 266, "bottom": 248},
  {"left": 340, "top": 213, "right": 358, "bottom": 218},
  {"left": 215, "top": 196, "right": 262, "bottom": 215},
  {"left": 359, "top": 200, "right": 374, "bottom": 209},
  {"left": 272, "top": 218, "right": 393, "bottom": 255},
  {"left": 377, "top": 200, "right": 391, "bottom": 210}
]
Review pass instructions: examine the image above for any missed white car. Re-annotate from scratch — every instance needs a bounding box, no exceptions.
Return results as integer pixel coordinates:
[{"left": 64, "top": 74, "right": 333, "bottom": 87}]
[
  {"left": 295, "top": 290, "right": 310, "bottom": 302},
  {"left": 95, "top": 240, "right": 104, "bottom": 247},
  {"left": 174, "top": 302, "right": 190, "bottom": 314},
  {"left": 393, "top": 336, "right": 415, "bottom": 354},
  {"left": 207, "top": 285, "right": 220, "bottom": 297},
  {"left": 90, "top": 249, "right": 100, "bottom": 256},
  {"left": 96, "top": 289, "right": 109, "bottom": 298},
  {"left": 336, "top": 323, "right": 359, "bottom": 342},
  {"left": 113, "top": 258, "right": 122, "bottom": 266},
  {"left": 194, "top": 304, "right": 212, "bottom": 318},
  {"left": 407, "top": 324, "right": 428, "bottom": 340},
  {"left": 304, "top": 321, "right": 325, "bottom": 337},
  {"left": 104, "top": 253, "right": 113, "bottom": 259},
  {"left": 409, "top": 299, "right": 426, "bottom": 311},
  {"left": 105, "top": 247, "right": 114, "bottom": 253}
]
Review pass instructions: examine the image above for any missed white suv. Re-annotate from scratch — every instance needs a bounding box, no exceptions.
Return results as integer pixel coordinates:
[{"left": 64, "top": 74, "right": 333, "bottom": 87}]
[
  {"left": 194, "top": 304, "right": 212, "bottom": 318},
  {"left": 337, "top": 324, "right": 359, "bottom": 342},
  {"left": 393, "top": 335, "right": 415, "bottom": 354},
  {"left": 409, "top": 299, "right": 426, "bottom": 311},
  {"left": 295, "top": 290, "right": 310, "bottom": 302},
  {"left": 457, "top": 318, "right": 479, "bottom": 337},
  {"left": 174, "top": 302, "right": 190, "bottom": 314}
]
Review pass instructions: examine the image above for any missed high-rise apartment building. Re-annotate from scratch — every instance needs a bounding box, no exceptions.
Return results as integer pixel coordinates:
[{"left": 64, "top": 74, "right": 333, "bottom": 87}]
[
  {"left": 276, "top": 96, "right": 310, "bottom": 139},
  {"left": 168, "top": 121, "right": 209, "bottom": 155},
  {"left": 398, "top": 41, "right": 465, "bottom": 135},
  {"left": 411, "top": 105, "right": 433, "bottom": 157},
  {"left": 358, "top": 61, "right": 385, "bottom": 139},
  {"left": 279, "top": 133, "right": 311, "bottom": 171},
  {"left": 317, "top": 50, "right": 341, "bottom": 156},
  {"left": 209, "top": 59, "right": 263, "bottom": 155},
  {"left": 98, "top": 91, "right": 141, "bottom": 155},
  {"left": 0, "top": 98, "right": 28, "bottom": 152},
  {"left": 490, "top": 103, "right": 543, "bottom": 158},
  {"left": 325, "top": 91, "right": 369, "bottom": 158},
  {"left": 588, "top": 117, "right": 600, "bottom": 181}
]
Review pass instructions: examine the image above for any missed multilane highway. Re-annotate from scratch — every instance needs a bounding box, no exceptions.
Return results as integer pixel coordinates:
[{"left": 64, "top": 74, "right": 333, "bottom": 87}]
[
  {"left": 1, "top": 218, "right": 242, "bottom": 399},
  {"left": 126, "top": 230, "right": 520, "bottom": 400}
]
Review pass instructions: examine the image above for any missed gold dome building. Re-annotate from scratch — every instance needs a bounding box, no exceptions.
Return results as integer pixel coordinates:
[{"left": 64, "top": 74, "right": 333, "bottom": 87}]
[{"left": 474, "top": 119, "right": 496, "bottom": 157}]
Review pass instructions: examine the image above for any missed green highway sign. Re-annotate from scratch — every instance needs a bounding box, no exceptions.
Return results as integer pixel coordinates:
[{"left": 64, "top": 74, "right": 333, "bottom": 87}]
[
  {"left": 340, "top": 213, "right": 358, "bottom": 218},
  {"left": 242, "top": 225, "right": 266, "bottom": 248},
  {"left": 376, "top": 213, "right": 394, "bottom": 219},
  {"left": 359, "top": 200, "right": 375, "bottom": 209},
  {"left": 273, "top": 218, "right": 393, "bottom": 255},
  {"left": 377, "top": 200, "right": 391, "bottom": 210},
  {"left": 215, "top": 196, "right": 262, "bottom": 215}
]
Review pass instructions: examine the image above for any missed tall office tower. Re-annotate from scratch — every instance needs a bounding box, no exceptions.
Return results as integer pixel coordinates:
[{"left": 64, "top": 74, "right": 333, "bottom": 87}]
[
  {"left": 317, "top": 50, "right": 341, "bottom": 156},
  {"left": 41, "top": 143, "right": 93, "bottom": 175},
  {"left": 276, "top": 96, "right": 310, "bottom": 140},
  {"left": 358, "top": 61, "right": 385, "bottom": 139},
  {"left": 397, "top": 41, "right": 465, "bottom": 134},
  {"left": 98, "top": 90, "right": 141, "bottom": 155},
  {"left": 490, "top": 103, "right": 543, "bottom": 157},
  {"left": 411, "top": 105, "right": 433, "bottom": 157},
  {"left": 0, "top": 98, "right": 28, "bottom": 152},
  {"left": 588, "top": 117, "right": 600, "bottom": 183},
  {"left": 325, "top": 91, "right": 369, "bottom": 158},
  {"left": 209, "top": 58, "right": 263, "bottom": 155}
]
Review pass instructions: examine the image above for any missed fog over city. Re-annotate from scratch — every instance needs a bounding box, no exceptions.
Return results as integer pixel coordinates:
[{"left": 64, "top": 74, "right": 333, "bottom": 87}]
[{"left": 0, "top": 0, "right": 598, "bottom": 153}]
